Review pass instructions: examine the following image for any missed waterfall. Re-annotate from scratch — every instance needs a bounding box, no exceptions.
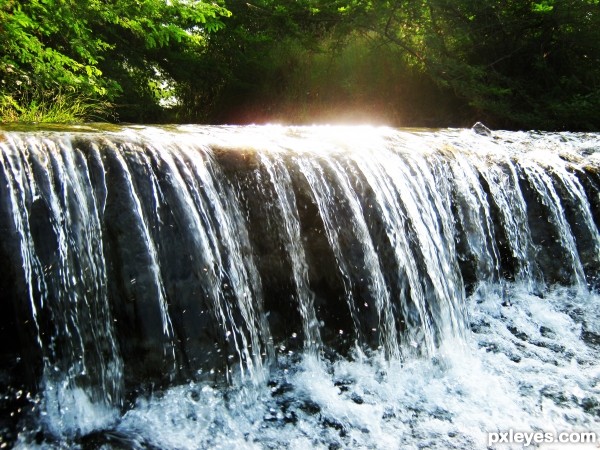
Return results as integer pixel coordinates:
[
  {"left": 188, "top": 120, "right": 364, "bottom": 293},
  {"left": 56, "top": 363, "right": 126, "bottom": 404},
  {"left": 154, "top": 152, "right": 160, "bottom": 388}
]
[
  {"left": 258, "top": 153, "right": 322, "bottom": 354},
  {"left": 0, "top": 125, "right": 599, "bottom": 448}
]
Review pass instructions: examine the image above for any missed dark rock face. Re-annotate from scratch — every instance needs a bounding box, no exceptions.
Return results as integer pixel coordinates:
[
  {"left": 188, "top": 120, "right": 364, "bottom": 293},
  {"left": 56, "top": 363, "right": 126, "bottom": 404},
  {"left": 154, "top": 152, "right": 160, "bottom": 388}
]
[{"left": 0, "top": 126, "right": 598, "bottom": 428}]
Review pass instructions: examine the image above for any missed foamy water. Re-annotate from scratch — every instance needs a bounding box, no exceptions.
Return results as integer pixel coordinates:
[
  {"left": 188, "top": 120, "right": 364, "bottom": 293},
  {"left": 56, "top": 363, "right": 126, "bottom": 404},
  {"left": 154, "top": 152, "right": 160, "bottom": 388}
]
[{"left": 13, "top": 283, "right": 599, "bottom": 449}]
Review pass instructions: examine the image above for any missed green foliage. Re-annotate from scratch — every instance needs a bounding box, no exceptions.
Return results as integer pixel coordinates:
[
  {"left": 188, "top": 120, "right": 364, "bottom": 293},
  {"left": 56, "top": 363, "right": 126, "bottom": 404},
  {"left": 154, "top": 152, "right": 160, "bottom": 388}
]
[
  {"left": 0, "top": 0, "right": 230, "bottom": 123},
  {"left": 1, "top": 1, "right": 113, "bottom": 102},
  {"left": 334, "top": 0, "right": 600, "bottom": 129},
  {"left": 197, "top": 0, "right": 599, "bottom": 130},
  {"left": 0, "top": 0, "right": 598, "bottom": 129}
]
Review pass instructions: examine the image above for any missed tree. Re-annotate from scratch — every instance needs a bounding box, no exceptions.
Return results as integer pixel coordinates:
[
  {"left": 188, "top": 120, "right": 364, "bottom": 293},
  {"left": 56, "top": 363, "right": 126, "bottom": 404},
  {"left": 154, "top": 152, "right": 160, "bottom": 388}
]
[
  {"left": 2, "top": 0, "right": 598, "bottom": 129},
  {"left": 201, "top": 0, "right": 600, "bottom": 130},
  {"left": 348, "top": 0, "right": 600, "bottom": 129},
  {"left": 0, "top": 0, "right": 230, "bottom": 122}
]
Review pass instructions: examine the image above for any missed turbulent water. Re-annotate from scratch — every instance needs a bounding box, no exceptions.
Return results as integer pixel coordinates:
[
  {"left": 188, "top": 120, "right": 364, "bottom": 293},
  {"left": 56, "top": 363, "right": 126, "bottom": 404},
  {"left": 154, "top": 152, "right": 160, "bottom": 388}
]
[{"left": 0, "top": 125, "right": 599, "bottom": 449}]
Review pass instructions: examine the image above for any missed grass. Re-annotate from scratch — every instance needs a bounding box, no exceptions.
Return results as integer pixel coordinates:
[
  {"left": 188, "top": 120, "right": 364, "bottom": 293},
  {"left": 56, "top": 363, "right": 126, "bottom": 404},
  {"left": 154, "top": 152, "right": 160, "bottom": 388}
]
[{"left": 0, "top": 92, "right": 112, "bottom": 124}]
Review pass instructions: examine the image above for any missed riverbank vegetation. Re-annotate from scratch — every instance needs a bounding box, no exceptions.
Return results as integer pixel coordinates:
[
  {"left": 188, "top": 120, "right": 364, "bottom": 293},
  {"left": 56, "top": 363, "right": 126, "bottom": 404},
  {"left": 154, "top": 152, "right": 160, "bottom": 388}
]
[{"left": 1, "top": 0, "right": 599, "bottom": 130}]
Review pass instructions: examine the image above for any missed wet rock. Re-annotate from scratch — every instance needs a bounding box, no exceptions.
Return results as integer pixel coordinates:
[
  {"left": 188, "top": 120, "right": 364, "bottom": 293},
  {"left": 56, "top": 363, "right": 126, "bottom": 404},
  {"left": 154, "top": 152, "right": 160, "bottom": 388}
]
[
  {"left": 581, "top": 329, "right": 600, "bottom": 348},
  {"left": 470, "top": 320, "right": 490, "bottom": 333},
  {"left": 507, "top": 325, "right": 528, "bottom": 342},
  {"left": 430, "top": 407, "right": 452, "bottom": 421},
  {"left": 298, "top": 399, "right": 321, "bottom": 415},
  {"left": 541, "top": 386, "right": 570, "bottom": 406},
  {"left": 472, "top": 122, "right": 492, "bottom": 136},
  {"left": 334, "top": 379, "right": 352, "bottom": 393},
  {"left": 79, "top": 430, "right": 160, "bottom": 450},
  {"left": 322, "top": 416, "right": 347, "bottom": 436},
  {"left": 508, "top": 354, "right": 522, "bottom": 363},
  {"left": 530, "top": 339, "right": 565, "bottom": 354},
  {"left": 268, "top": 380, "right": 294, "bottom": 397},
  {"left": 539, "top": 326, "right": 555, "bottom": 338},
  {"left": 581, "top": 397, "right": 600, "bottom": 416},
  {"left": 350, "top": 393, "right": 364, "bottom": 404},
  {"left": 382, "top": 408, "right": 396, "bottom": 420}
]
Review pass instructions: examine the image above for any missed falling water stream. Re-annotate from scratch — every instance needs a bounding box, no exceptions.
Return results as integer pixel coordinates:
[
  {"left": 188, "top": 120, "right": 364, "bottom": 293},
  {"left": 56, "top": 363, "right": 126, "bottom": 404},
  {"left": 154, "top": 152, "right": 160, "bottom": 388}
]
[{"left": 0, "top": 125, "right": 599, "bottom": 449}]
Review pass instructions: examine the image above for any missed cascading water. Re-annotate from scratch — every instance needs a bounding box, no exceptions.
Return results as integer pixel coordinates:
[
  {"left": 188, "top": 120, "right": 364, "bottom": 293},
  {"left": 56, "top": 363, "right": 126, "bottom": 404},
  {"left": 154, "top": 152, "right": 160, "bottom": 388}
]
[{"left": 0, "top": 125, "right": 599, "bottom": 449}]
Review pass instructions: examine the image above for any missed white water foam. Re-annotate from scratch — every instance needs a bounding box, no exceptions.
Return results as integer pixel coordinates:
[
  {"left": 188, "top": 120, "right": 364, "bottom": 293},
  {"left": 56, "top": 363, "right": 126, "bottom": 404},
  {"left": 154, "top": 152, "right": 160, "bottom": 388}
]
[{"left": 16, "top": 282, "right": 595, "bottom": 449}]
